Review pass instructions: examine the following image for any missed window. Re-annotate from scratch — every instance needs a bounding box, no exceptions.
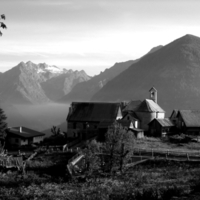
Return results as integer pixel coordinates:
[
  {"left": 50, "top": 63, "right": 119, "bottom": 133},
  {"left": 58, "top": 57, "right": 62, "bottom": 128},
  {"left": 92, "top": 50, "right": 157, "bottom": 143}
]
[{"left": 83, "top": 123, "right": 89, "bottom": 129}]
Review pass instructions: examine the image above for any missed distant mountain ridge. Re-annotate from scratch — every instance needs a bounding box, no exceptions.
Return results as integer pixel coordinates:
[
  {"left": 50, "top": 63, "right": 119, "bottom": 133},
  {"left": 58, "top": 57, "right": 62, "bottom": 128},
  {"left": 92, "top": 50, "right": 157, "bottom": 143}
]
[
  {"left": 92, "top": 34, "right": 200, "bottom": 114},
  {"left": 59, "top": 45, "right": 164, "bottom": 103},
  {"left": 59, "top": 60, "right": 137, "bottom": 102},
  {"left": 0, "top": 61, "right": 90, "bottom": 104}
]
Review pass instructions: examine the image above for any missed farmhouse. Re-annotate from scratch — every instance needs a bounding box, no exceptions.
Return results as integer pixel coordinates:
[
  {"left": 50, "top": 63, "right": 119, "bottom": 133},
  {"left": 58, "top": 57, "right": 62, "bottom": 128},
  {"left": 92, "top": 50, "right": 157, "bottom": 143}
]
[
  {"left": 176, "top": 110, "right": 200, "bottom": 137},
  {"left": 67, "top": 102, "right": 123, "bottom": 140},
  {"left": 6, "top": 127, "right": 45, "bottom": 148}
]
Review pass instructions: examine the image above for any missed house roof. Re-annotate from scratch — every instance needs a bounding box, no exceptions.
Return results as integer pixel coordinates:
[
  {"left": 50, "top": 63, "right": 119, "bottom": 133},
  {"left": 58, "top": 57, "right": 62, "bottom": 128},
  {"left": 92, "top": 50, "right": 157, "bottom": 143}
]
[
  {"left": 179, "top": 110, "right": 200, "bottom": 127},
  {"left": 135, "top": 99, "right": 165, "bottom": 113},
  {"left": 149, "top": 118, "right": 174, "bottom": 127},
  {"left": 117, "top": 120, "right": 132, "bottom": 128},
  {"left": 123, "top": 100, "right": 142, "bottom": 112},
  {"left": 6, "top": 127, "right": 45, "bottom": 138},
  {"left": 170, "top": 109, "right": 179, "bottom": 119},
  {"left": 67, "top": 102, "right": 121, "bottom": 122}
]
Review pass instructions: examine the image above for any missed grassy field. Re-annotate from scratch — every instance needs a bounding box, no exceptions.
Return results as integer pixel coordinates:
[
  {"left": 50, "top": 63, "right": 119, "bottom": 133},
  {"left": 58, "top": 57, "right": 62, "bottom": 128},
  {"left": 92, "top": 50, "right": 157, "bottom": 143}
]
[
  {"left": 0, "top": 138, "right": 200, "bottom": 199},
  {"left": 133, "top": 137, "right": 200, "bottom": 152}
]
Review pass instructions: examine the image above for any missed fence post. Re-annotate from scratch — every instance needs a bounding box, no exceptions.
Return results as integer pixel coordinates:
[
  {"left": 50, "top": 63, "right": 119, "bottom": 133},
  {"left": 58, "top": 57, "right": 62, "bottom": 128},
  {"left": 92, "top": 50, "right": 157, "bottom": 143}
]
[
  {"left": 187, "top": 153, "right": 189, "bottom": 161},
  {"left": 151, "top": 149, "right": 154, "bottom": 158}
]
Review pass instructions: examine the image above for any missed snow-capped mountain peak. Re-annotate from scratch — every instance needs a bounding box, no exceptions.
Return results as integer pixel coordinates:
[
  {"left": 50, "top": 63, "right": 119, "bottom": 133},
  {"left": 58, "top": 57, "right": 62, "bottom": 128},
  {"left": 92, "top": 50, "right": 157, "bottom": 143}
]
[{"left": 37, "top": 63, "right": 65, "bottom": 74}]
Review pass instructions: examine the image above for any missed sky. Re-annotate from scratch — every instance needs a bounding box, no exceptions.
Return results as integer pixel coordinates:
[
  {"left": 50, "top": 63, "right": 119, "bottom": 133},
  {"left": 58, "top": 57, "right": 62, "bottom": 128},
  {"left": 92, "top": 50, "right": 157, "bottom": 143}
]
[{"left": 1, "top": 0, "right": 200, "bottom": 76}]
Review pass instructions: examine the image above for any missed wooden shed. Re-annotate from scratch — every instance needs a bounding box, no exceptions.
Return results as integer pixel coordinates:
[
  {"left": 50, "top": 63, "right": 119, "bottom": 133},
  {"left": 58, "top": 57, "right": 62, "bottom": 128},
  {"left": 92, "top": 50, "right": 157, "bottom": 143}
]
[{"left": 148, "top": 118, "right": 174, "bottom": 137}]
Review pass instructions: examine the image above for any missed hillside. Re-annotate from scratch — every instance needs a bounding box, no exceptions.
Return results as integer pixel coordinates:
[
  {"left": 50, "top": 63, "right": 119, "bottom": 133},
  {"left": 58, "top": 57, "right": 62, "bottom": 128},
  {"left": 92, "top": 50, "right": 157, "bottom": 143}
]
[
  {"left": 41, "top": 70, "right": 90, "bottom": 101},
  {"left": 59, "top": 60, "right": 136, "bottom": 102},
  {"left": 92, "top": 34, "right": 200, "bottom": 114},
  {"left": 0, "top": 61, "right": 90, "bottom": 104}
]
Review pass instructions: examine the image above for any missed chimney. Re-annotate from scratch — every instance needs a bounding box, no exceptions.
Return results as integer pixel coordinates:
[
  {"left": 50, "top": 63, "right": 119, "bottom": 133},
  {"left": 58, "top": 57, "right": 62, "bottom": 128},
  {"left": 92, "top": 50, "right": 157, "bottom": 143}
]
[
  {"left": 19, "top": 127, "right": 22, "bottom": 133},
  {"left": 149, "top": 87, "right": 157, "bottom": 103}
]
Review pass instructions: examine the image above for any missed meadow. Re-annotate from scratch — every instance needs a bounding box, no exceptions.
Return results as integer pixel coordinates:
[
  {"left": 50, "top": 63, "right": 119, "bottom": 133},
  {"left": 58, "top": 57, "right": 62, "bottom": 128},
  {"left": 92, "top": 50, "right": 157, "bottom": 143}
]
[{"left": 0, "top": 137, "right": 200, "bottom": 199}]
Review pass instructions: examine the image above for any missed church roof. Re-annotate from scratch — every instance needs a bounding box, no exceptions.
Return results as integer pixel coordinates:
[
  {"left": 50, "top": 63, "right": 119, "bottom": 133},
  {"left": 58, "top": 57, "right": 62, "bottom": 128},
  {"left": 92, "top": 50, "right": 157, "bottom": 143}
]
[
  {"left": 136, "top": 99, "right": 165, "bottom": 113},
  {"left": 149, "top": 87, "right": 157, "bottom": 92},
  {"left": 123, "top": 100, "right": 142, "bottom": 112}
]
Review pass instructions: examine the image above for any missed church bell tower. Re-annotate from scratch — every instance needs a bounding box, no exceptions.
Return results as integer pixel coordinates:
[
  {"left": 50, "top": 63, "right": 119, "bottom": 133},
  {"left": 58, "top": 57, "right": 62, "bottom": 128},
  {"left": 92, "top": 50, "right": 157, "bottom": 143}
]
[{"left": 149, "top": 87, "right": 157, "bottom": 103}]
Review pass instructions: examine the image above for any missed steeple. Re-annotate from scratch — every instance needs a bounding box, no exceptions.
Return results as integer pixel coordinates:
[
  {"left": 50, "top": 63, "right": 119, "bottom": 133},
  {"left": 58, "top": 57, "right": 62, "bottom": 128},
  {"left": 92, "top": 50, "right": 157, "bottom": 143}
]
[{"left": 149, "top": 87, "right": 157, "bottom": 103}]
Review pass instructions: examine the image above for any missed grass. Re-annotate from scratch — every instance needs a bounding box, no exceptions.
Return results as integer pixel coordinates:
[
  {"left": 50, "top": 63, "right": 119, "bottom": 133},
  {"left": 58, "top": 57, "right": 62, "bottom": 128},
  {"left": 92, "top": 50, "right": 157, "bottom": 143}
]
[
  {"left": 0, "top": 138, "right": 200, "bottom": 199},
  {"left": 133, "top": 137, "right": 200, "bottom": 152}
]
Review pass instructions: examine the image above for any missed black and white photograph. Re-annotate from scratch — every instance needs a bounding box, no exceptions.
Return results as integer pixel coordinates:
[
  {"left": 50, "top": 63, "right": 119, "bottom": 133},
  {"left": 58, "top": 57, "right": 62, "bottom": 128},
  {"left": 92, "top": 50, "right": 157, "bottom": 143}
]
[{"left": 1, "top": 0, "right": 200, "bottom": 199}]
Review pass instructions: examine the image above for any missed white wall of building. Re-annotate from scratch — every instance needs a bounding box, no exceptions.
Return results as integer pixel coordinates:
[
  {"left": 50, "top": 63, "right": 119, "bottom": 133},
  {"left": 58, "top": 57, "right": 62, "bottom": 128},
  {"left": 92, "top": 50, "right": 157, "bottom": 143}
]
[{"left": 157, "top": 112, "right": 165, "bottom": 119}]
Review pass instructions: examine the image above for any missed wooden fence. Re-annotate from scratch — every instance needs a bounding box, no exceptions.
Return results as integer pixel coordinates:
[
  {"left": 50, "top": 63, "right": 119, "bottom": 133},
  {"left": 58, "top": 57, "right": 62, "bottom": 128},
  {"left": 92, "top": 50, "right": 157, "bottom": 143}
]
[{"left": 133, "top": 148, "right": 200, "bottom": 161}]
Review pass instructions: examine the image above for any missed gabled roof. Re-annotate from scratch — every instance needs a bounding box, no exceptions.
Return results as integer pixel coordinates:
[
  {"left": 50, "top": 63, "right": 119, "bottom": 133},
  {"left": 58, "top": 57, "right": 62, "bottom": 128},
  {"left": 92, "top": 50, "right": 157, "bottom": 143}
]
[
  {"left": 136, "top": 99, "right": 165, "bottom": 113},
  {"left": 67, "top": 102, "right": 121, "bottom": 122},
  {"left": 122, "top": 112, "right": 140, "bottom": 121},
  {"left": 123, "top": 100, "right": 142, "bottom": 112},
  {"left": 7, "top": 127, "right": 45, "bottom": 138},
  {"left": 149, "top": 118, "right": 174, "bottom": 127},
  {"left": 117, "top": 120, "right": 132, "bottom": 128},
  {"left": 178, "top": 110, "right": 200, "bottom": 127},
  {"left": 170, "top": 109, "right": 179, "bottom": 119},
  {"left": 149, "top": 87, "right": 157, "bottom": 92}
]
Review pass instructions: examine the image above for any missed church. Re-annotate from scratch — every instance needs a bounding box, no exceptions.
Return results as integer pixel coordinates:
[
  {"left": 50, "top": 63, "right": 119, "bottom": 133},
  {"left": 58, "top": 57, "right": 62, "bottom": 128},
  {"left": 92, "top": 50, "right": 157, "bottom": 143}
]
[{"left": 66, "top": 87, "right": 167, "bottom": 140}]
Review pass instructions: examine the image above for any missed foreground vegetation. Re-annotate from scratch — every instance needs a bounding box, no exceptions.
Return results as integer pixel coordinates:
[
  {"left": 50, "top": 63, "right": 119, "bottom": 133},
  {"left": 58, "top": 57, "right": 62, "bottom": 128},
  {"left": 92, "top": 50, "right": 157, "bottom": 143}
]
[
  {"left": 0, "top": 158, "right": 200, "bottom": 199},
  {"left": 2, "top": 120, "right": 200, "bottom": 199}
]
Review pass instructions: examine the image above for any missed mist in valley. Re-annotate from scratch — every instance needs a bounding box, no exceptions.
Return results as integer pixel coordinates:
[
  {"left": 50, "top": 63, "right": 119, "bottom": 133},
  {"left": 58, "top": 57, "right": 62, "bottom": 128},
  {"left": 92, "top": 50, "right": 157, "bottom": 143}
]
[{"left": 1, "top": 103, "right": 70, "bottom": 136}]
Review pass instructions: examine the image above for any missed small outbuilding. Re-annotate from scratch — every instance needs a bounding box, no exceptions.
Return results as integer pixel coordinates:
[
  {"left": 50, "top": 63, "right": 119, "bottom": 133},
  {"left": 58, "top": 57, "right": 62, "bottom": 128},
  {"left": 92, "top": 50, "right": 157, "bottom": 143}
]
[
  {"left": 176, "top": 110, "right": 200, "bottom": 138},
  {"left": 6, "top": 127, "right": 45, "bottom": 148},
  {"left": 148, "top": 118, "right": 175, "bottom": 137}
]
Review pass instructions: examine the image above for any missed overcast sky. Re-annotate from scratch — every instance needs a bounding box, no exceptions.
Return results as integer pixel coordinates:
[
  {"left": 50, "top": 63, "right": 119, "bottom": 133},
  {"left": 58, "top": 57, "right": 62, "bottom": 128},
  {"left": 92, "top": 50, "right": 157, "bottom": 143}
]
[{"left": 1, "top": 0, "right": 200, "bottom": 76}]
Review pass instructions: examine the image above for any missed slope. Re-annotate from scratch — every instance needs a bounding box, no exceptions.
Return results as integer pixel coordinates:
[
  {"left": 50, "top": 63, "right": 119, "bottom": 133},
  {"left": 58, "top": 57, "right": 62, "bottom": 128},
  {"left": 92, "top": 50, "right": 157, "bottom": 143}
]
[
  {"left": 41, "top": 70, "right": 90, "bottom": 101},
  {"left": 92, "top": 34, "right": 200, "bottom": 114},
  {"left": 0, "top": 61, "right": 91, "bottom": 104},
  {"left": 59, "top": 60, "right": 137, "bottom": 102}
]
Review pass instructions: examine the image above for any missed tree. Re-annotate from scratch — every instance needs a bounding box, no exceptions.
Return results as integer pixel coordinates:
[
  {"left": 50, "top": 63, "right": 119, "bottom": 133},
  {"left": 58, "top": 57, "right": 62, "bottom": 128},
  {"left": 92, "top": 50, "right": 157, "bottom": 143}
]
[
  {"left": 103, "top": 121, "right": 135, "bottom": 173},
  {"left": 83, "top": 139, "right": 102, "bottom": 176},
  {"left": 0, "top": 107, "right": 7, "bottom": 150},
  {"left": 0, "top": 14, "right": 7, "bottom": 36}
]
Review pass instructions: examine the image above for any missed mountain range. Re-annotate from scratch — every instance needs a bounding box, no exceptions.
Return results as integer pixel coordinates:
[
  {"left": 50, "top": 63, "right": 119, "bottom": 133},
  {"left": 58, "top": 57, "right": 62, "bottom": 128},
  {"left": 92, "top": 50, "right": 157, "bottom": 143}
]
[
  {"left": 2, "top": 34, "right": 200, "bottom": 132},
  {"left": 59, "top": 45, "right": 163, "bottom": 103},
  {"left": 0, "top": 61, "right": 90, "bottom": 104},
  {"left": 59, "top": 60, "right": 136, "bottom": 102},
  {"left": 92, "top": 34, "right": 200, "bottom": 114}
]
